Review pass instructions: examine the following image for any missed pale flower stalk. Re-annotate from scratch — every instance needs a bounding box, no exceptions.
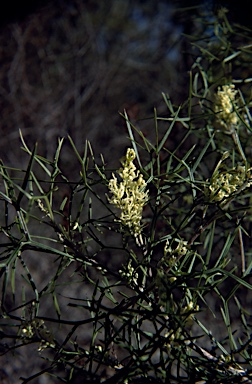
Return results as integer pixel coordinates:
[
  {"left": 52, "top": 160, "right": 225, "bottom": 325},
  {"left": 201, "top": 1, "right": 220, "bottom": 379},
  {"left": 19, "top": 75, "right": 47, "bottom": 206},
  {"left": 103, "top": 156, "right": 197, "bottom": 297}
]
[
  {"left": 215, "top": 84, "right": 239, "bottom": 130},
  {"left": 214, "top": 84, "right": 247, "bottom": 162},
  {"left": 108, "top": 148, "right": 148, "bottom": 235},
  {"left": 206, "top": 152, "right": 252, "bottom": 204}
]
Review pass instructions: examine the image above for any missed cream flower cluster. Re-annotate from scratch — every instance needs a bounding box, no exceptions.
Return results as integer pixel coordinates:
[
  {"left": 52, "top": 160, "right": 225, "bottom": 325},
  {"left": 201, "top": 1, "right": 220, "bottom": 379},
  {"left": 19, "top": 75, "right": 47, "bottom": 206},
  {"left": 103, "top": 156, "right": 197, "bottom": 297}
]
[
  {"left": 108, "top": 148, "right": 148, "bottom": 235},
  {"left": 208, "top": 164, "right": 251, "bottom": 203},
  {"left": 21, "top": 318, "right": 55, "bottom": 351},
  {"left": 215, "top": 84, "right": 238, "bottom": 129},
  {"left": 119, "top": 258, "right": 138, "bottom": 286}
]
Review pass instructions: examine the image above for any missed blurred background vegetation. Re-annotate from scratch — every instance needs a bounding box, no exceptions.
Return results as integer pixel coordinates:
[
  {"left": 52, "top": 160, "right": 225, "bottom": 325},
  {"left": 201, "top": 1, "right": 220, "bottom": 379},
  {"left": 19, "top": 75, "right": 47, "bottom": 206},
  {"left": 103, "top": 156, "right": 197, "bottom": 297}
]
[
  {"left": 0, "top": 0, "right": 252, "bottom": 382},
  {"left": 1, "top": 0, "right": 246, "bottom": 170}
]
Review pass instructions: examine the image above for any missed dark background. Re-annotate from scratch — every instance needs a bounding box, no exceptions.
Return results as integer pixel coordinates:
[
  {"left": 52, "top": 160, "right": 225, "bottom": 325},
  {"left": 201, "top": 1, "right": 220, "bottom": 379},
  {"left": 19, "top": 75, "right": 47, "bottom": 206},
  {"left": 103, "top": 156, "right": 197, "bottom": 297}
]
[{"left": 0, "top": 0, "right": 251, "bottom": 173}]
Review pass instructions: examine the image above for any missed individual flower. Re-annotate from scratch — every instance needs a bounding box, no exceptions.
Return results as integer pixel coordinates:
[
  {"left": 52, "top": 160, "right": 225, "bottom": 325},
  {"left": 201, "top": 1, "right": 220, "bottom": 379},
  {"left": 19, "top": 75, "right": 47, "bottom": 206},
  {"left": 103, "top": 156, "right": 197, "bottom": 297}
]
[
  {"left": 181, "top": 300, "right": 200, "bottom": 326},
  {"left": 108, "top": 148, "right": 148, "bottom": 235},
  {"left": 215, "top": 84, "right": 239, "bottom": 130}
]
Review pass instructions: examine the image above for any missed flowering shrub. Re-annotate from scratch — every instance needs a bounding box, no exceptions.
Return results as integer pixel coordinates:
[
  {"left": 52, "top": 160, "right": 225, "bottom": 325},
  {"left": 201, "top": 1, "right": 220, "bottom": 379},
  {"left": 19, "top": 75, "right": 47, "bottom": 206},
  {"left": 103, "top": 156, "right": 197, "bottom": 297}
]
[{"left": 1, "top": 8, "right": 252, "bottom": 384}]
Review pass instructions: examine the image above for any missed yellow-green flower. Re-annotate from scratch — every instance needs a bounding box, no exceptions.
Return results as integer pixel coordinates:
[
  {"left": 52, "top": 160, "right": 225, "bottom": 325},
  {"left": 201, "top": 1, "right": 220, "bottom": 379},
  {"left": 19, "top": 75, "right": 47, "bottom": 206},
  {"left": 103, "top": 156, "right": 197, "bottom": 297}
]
[
  {"left": 108, "top": 148, "right": 148, "bottom": 235},
  {"left": 215, "top": 84, "right": 238, "bottom": 129},
  {"left": 206, "top": 153, "right": 252, "bottom": 203}
]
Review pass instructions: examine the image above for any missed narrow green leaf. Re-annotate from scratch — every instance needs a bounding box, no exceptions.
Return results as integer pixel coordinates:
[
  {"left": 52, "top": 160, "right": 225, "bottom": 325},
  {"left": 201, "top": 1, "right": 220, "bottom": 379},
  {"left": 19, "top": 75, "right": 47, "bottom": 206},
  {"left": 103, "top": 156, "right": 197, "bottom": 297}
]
[{"left": 53, "top": 291, "right": 61, "bottom": 319}]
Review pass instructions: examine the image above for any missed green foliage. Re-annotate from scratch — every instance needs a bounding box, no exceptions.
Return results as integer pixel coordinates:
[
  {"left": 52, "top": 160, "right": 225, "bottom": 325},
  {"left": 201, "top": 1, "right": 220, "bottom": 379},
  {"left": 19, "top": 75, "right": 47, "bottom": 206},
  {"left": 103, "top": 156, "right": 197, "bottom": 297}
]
[{"left": 1, "top": 8, "right": 252, "bottom": 384}]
